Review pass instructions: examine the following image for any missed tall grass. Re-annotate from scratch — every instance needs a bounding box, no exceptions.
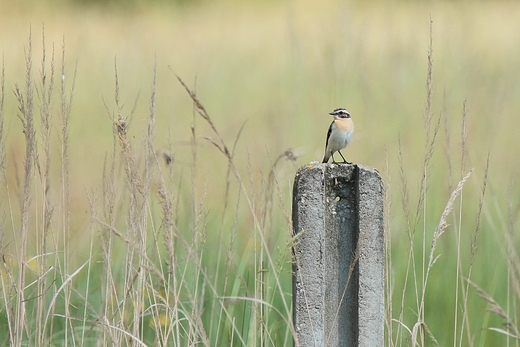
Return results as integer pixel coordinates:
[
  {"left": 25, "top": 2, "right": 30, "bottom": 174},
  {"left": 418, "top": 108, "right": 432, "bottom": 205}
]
[
  {"left": 1, "top": 2, "right": 520, "bottom": 346},
  {"left": 1, "top": 29, "right": 299, "bottom": 346},
  {"left": 384, "top": 19, "right": 517, "bottom": 347}
]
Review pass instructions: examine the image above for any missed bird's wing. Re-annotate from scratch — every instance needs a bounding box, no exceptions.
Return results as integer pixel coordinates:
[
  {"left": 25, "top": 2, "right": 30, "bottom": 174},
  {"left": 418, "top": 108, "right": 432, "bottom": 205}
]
[{"left": 325, "top": 121, "right": 333, "bottom": 150}]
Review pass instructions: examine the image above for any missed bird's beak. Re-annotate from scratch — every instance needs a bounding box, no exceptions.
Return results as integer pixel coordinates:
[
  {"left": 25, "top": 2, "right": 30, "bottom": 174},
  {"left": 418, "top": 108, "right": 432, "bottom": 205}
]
[{"left": 328, "top": 112, "right": 334, "bottom": 115}]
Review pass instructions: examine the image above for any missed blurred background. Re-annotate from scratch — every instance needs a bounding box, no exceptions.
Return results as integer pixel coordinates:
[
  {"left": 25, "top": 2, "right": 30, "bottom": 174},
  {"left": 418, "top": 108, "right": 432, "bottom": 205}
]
[
  {"left": 2, "top": 0, "right": 518, "bottom": 209},
  {"left": 1, "top": 0, "right": 518, "bottom": 179},
  {"left": 1, "top": 0, "right": 520, "bottom": 345}
]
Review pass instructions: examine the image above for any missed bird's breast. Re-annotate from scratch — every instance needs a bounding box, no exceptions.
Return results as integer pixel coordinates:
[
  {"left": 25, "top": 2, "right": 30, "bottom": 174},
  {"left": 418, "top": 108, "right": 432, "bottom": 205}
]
[{"left": 334, "top": 117, "right": 354, "bottom": 133}]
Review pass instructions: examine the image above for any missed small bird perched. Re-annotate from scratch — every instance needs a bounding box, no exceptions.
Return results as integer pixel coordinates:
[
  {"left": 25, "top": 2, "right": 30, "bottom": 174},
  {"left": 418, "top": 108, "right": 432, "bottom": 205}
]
[{"left": 322, "top": 108, "right": 354, "bottom": 164}]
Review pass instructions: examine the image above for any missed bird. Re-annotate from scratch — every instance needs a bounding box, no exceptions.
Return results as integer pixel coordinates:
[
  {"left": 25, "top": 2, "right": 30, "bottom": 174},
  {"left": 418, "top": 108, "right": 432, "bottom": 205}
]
[{"left": 322, "top": 108, "right": 354, "bottom": 164}]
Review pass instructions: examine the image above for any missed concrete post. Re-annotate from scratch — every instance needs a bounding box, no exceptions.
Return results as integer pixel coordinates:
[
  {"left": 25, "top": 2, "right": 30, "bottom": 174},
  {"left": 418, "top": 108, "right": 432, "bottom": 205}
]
[{"left": 292, "top": 163, "right": 384, "bottom": 347}]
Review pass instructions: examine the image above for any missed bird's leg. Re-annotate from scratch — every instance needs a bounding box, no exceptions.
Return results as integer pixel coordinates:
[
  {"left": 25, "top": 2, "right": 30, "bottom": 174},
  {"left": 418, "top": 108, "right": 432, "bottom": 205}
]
[{"left": 338, "top": 151, "right": 352, "bottom": 164}]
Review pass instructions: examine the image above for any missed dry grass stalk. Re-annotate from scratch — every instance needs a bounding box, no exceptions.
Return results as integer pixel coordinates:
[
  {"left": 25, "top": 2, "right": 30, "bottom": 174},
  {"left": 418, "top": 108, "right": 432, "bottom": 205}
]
[
  {"left": 0, "top": 53, "right": 5, "bottom": 174},
  {"left": 506, "top": 179, "right": 520, "bottom": 304},
  {"left": 453, "top": 99, "right": 468, "bottom": 346},
  {"left": 384, "top": 146, "right": 394, "bottom": 347},
  {"left": 35, "top": 27, "right": 55, "bottom": 347},
  {"left": 12, "top": 28, "right": 36, "bottom": 347},
  {"left": 457, "top": 152, "right": 490, "bottom": 347},
  {"left": 468, "top": 279, "right": 520, "bottom": 340},
  {"left": 428, "top": 169, "right": 473, "bottom": 270}
]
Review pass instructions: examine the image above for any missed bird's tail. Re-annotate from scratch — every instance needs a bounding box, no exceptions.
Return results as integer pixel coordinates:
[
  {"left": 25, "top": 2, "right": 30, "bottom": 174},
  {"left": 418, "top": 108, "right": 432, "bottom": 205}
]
[{"left": 322, "top": 154, "right": 329, "bottom": 163}]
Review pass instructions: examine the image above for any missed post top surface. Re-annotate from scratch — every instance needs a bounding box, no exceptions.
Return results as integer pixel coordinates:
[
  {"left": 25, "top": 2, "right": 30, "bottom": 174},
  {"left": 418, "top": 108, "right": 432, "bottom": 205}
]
[{"left": 295, "top": 162, "right": 381, "bottom": 180}]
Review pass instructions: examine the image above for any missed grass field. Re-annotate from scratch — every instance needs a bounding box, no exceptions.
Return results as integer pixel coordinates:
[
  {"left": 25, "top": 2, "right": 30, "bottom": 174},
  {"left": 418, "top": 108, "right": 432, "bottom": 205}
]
[{"left": 1, "top": 0, "right": 520, "bottom": 345}]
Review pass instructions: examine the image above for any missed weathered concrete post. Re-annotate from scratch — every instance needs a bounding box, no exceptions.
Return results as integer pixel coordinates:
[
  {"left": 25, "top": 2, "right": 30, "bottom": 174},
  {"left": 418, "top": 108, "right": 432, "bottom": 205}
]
[{"left": 292, "top": 163, "right": 384, "bottom": 347}]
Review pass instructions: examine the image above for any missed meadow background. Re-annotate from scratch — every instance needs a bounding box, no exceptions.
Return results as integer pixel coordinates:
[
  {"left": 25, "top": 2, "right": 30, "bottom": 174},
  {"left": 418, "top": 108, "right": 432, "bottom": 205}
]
[{"left": 0, "top": 0, "right": 519, "bottom": 345}]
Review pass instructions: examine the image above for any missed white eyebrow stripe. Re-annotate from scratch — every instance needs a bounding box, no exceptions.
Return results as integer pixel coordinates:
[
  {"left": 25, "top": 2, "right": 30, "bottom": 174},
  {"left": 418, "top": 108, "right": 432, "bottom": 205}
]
[{"left": 331, "top": 108, "right": 350, "bottom": 117}]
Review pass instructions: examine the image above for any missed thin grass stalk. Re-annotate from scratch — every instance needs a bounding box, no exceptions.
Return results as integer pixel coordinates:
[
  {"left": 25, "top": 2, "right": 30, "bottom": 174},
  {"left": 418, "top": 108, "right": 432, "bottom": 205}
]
[
  {"left": 100, "top": 82, "right": 119, "bottom": 344},
  {"left": 81, "top": 219, "right": 96, "bottom": 346},
  {"left": 131, "top": 57, "right": 158, "bottom": 345},
  {"left": 111, "top": 61, "right": 146, "bottom": 342},
  {"left": 36, "top": 28, "right": 55, "bottom": 347},
  {"left": 396, "top": 135, "right": 417, "bottom": 346},
  {"left": 454, "top": 100, "right": 468, "bottom": 346},
  {"left": 0, "top": 48, "right": 11, "bottom": 347},
  {"left": 0, "top": 57, "right": 4, "bottom": 219},
  {"left": 0, "top": 53, "right": 4, "bottom": 175},
  {"left": 35, "top": 29, "right": 54, "bottom": 346},
  {"left": 269, "top": 150, "right": 299, "bottom": 346},
  {"left": 0, "top": 60, "right": 5, "bottom": 297},
  {"left": 422, "top": 22, "right": 434, "bottom": 325},
  {"left": 460, "top": 153, "right": 489, "bottom": 347},
  {"left": 145, "top": 61, "right": 173, "bottom": 344},
  {"left": 61, "top": 38, "right": 77, "bottom": 346},
  {"left": 260, "top": 150, "right": 298, "bottom": 341},
  {"left": 172, "top": 111, "right": 185, "bottom": 347},
  {"left": 262, "top": 149, "right": 297, "bottom": 345},
  {"left": 417, "top": 168, "right": 474, "bottom": 326},
  {"left": 111, "top": 60, "right": 139, "bottom": 343},
  {"left": 468, "top": 279, "right": 520, "bottom": 341},
  {"left": 187, "top": 76, "right": 200, "bottom": 346},
  {"left": 506, "top": 179, "right": 520, "bottom": 346},
  {"left": 215, "top": 192, "right": 241, "bottom": 346},
  {"left": 384, "top": 146, "right": 394, "bottom": 347},
  {"left": 13, "top": 28, "right": 36, "bottom": 347},
  {"left": 442, "top": 87, "right": 453, "bottom": 194},
  {"left": 419, "top": 19, "right": 434, "bottom": 346},
  {"left": 194, "top": 77, "right": 225, "bottom": 345},
  {"left": 148, "top": 66, "right": 179, "bottom": 346},
  {"left": 185, "top": 77, "right": 210, "bottom": 345},
  {"left": 99, "top": 123, "right": 118, "bottom": 344}
]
